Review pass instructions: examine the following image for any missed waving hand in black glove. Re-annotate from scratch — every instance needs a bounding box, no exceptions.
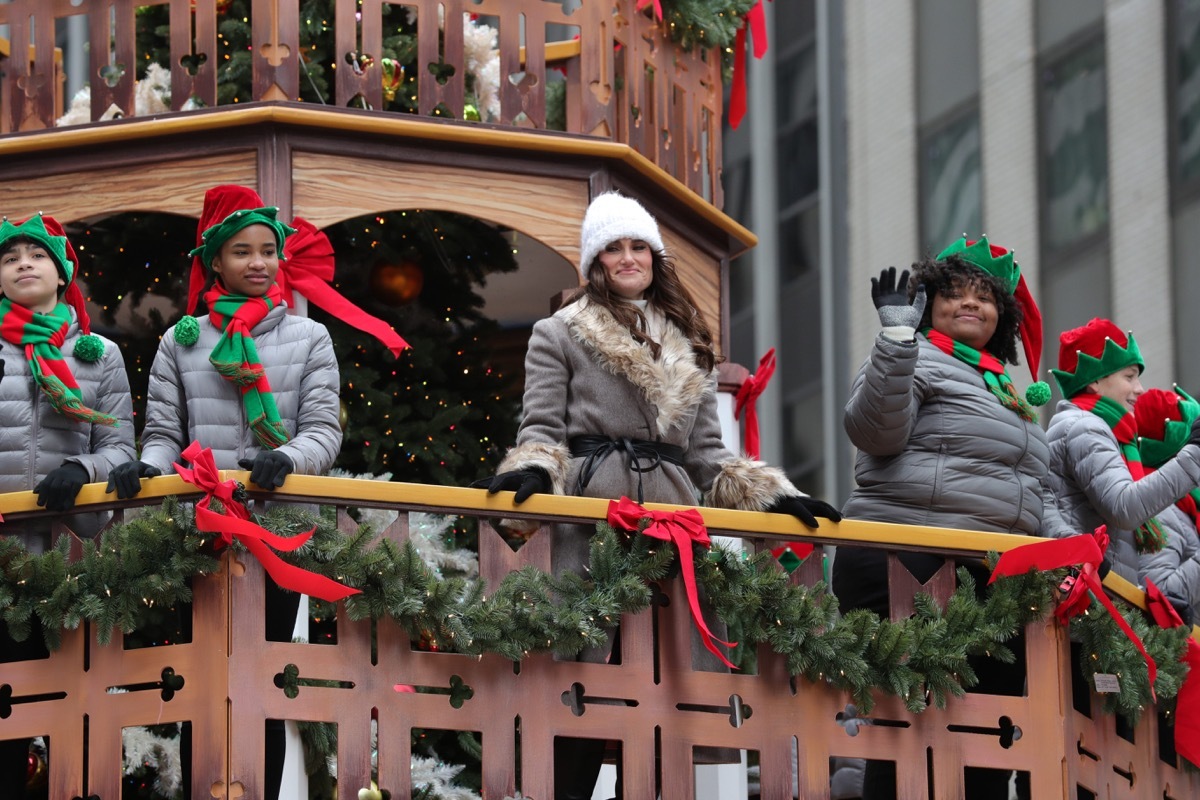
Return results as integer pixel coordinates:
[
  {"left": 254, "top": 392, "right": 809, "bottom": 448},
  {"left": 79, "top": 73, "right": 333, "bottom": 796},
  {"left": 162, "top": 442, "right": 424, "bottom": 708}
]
[
  {"left": 237, "top": 451, "right": 294, "bottom": 490},
  {"left": 35, "top": 462, "right": 90, "bottom": 512},
  {"left": 766, "top": 495, "right": 843, "bottom": 529},
  {"left": 106, "top": 460, "right": 163, "bottom": 499},
  {"left": 471, "top": 468, "right": 551, "bottom": 503},
  {"left": 871, "top": 267, "right": 926, "bottom": 342}
]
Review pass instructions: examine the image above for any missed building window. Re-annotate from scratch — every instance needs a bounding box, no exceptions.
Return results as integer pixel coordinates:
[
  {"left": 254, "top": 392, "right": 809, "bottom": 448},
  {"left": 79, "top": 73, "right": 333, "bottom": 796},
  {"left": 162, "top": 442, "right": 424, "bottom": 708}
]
[
  {"left": 920, "top": 109, "right": 982, "bottom": 254},
  {"left": 1040, "top": 35, "right": 1108, "bottom": 253},
  {"left": 1172, "top": 0, "right": 1200, "bottom": 194}
]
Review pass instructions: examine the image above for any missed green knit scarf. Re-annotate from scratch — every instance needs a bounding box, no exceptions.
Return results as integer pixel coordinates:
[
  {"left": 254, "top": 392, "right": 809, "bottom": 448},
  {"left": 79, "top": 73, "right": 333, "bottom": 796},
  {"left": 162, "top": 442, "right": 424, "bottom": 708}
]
[
  {"left": 1073, "top": 392, "right": 1166, "bottom": 554},
  {"left": 202, "top": 283, "right": 290, "bottom": 449},
  {"left": 0, "top": 297, "right": 116, "bottom": 426},
  {"left": 922, "top": 327, "right": 1037, "bottom": 422}
]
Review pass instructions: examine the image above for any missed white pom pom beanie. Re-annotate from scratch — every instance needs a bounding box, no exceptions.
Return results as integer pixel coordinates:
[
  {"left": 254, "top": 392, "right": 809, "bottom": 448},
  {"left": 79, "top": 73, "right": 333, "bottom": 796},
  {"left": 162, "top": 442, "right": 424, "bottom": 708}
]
[{"left": 577, "top": 191, "right": 666, "bottom": 279}]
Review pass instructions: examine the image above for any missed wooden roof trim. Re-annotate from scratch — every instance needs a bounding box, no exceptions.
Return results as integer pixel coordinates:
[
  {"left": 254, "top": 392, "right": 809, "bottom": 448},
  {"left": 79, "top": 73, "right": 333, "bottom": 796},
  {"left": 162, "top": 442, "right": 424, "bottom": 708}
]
[{"left": 0, "top": 104, "right": 756, "bottom": 248}]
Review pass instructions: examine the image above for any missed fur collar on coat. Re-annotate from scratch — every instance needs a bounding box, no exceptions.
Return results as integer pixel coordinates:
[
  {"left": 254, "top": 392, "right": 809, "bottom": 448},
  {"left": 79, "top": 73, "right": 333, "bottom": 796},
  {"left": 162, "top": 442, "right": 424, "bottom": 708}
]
[{"left": 559, "top": 298, "right": 712, "bottom": 438}]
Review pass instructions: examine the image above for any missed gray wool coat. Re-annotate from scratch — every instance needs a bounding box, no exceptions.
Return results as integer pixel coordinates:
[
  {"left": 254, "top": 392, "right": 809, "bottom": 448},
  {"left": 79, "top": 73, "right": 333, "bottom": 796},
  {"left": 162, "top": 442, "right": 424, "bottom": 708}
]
[
  {"left": 1137, "top": 503, "right": 1200, "bottom": 621},
  {"left": 139, "top": 304, "right": 342, "bottom": 475},
  {"left": 1047, "top": 400, "right": 1200, "bottom": 584},
  {"left": 497, "top": 297, "right": 803, "bottom": 684},
  {"left": 0, "top": 313, "right": 135, "bottom": 544}
]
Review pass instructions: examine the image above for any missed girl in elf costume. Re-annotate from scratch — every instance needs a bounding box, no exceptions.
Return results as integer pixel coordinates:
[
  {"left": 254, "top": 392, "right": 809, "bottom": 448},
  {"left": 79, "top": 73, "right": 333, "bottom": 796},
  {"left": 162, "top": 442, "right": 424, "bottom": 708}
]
[
  {"left": 833, "top": 236, "right": 1071, "bottom": 800},
  {"left": 0, "top": 214, "right": 136, "bottom": 798},
  {"left": 1133, "top": 386, "right": 1200, "bottom": 624},
  {"left": 1046, "top": 318, "right": 1200, "bottom": 584},
  {"left": 110, "top": 185, "right": 344, "bottom": 800}
]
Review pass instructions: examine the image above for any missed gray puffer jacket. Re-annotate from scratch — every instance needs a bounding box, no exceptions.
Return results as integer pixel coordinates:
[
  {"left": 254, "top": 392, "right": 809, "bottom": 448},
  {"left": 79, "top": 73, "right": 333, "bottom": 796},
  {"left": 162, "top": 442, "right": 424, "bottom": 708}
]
[
  {"left": 139, "top": 304, "right": 342, "bottom": 474},
  {"left": 0, "top": 315, "right": 135, "bottom": 544},
  {"left": 1137, "top": 503, "right": 1200, "bottom": 622},
  {"left": 1047, "top": 400, "right": 1200, "bottom": 583},
  {"left": 841, "top": 333, "right": 1073, "bottom": 538}
]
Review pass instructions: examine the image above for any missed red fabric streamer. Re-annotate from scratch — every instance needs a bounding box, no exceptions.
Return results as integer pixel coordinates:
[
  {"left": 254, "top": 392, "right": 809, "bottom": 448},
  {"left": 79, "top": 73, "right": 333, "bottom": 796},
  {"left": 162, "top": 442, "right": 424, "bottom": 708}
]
[
  {"left": 636, "top": 0, "right": 663, "bottom": 21},
  {"left": 989, "top": 529, "right": 1157, "bottom": 699},
  {"left": 734, "top": 348, "right": 776, "bottom": 460},
  {"left": 1145, "top": 580, "right": 1200, "bottom": 766},
  {"left": 173, "top": 441, "right": 361, "bottom": 603},
  {"left": 729, "top": 0, "right": 771, "bottom": 130},
  {"left": 276, "top": 218, "right": 409, "bottom": 358},
  {"left": 606, "top": 497, "right": 737, "bottom": 668}
]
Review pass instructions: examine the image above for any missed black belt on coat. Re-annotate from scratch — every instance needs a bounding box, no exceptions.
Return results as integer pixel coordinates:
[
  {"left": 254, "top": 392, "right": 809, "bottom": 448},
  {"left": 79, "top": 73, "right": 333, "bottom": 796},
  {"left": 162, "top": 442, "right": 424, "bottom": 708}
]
[{"left": 568, "top": 434, "right": 685, "bottom": 504}]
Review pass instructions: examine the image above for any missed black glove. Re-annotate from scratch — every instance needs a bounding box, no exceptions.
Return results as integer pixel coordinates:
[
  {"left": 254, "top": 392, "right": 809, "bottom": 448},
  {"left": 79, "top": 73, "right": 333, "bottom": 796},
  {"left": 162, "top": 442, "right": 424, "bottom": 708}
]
[
  {"left": 871, "top": 267, "right": 926, "bottom": 335},
  {"left": 1172, "top": 598, "right": 1195, "bottom": 628},
  {"left": 471, "top": 468, "right": 551, "bottom": 503},
  {"left": 766, "top": 495, "right": 843, "bottom": 529},
  {"left": 105, "top": 460, "right": 162, "bottom": 499},
  {"left": 237, "top": 451, "right": 294, "bottom": 490},
  {"left": 1097, "top": 557, "right": 1112, "bottom": 580},
  {"left": 34, "top": 462, "right": 90, "bottom": 512}
]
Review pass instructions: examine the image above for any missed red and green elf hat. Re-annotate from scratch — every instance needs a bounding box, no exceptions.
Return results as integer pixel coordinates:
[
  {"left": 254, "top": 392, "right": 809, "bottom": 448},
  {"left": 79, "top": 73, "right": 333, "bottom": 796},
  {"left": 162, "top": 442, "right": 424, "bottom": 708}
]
[
  {"left": 186, "top": 185, "right": 295, "bottom": 314},
  {"left": 1050, "top": 318, "right": 1144, "bottom": 400},
  {"left": 0, "top": 213, "right": 103, "bottom": 362},
  {"left": 935, "top": 235, "right": 1050, "bottom": 405},
  {"left": 1134, "top": 386, "right": 1199, "bottom": 468},
  {"left": 183, "top": 185, "right": 409, "bottom": 357}
]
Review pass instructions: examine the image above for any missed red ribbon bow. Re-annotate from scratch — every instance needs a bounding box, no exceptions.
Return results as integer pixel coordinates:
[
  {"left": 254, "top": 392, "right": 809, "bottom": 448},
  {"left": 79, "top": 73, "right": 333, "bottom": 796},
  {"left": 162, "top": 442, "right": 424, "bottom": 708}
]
[
  {"left": 729, "top": 0, "right": 771, "bottom": 130},
  {"left": 1145, "top": 580, "right": 1200, "bottom": 766},
  {"left": 606, "top": 497, "right": 737, "bottom": 669},
  {"left": 989, "top": 527, "right": 1156, "bottom": 700},
  {"left": 276, "top": 218, "right": 409, "bottom": 358},
  {"left": 734, "top": 348, "right": 776, "bottom": 461},
  {"left": 174, "top": 441, "right": 360, "bottom": 603}
]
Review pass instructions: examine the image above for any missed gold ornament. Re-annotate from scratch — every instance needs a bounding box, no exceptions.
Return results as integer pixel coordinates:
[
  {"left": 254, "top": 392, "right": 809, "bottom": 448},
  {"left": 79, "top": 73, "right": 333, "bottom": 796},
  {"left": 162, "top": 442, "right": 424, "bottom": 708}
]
[
  {"left": 369, "top": 260, "right": 424, "bottom": 305},
  {"left": 338, "top": 400, "right": 349, "bottom": 431}
]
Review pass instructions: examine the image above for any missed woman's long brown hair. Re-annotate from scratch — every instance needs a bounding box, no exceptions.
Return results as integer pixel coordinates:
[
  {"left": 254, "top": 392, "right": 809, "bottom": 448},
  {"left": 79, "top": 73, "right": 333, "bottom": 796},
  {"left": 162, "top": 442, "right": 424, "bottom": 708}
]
[{"left": 567, "top": 250, "right": 718, "bottom": 372}]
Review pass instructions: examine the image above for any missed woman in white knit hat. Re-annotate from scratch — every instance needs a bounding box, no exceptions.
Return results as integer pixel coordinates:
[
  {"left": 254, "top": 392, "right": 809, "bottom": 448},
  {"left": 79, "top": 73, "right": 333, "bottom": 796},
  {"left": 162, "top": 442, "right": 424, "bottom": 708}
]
[{"left": 475, "top": 190, "right": 838, "bottom": 799}]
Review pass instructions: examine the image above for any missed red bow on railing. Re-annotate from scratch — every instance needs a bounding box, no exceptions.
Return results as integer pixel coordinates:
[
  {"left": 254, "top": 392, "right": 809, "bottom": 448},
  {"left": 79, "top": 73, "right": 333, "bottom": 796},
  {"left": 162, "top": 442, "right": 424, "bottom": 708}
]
[
  {"left": 278, "top": 218, "right": 410, "bottom": 358},
  {"left": 607, "top": 497, "right": 737, "bottom": 669},
  {"left": 729, "top": 0, "right": 771, "bottom": 130},
  {"left": 989, "top": 527, "right": 1156, "bottom": 699},
  {"left": 734, "top": 348, "right": 777, "bottom": 461},
  {"left": 174, "top": 441, "right": 361, "bottom": 603},
  {"left": 1145, "top": 580, "right": 1200, "bottom": 766}
]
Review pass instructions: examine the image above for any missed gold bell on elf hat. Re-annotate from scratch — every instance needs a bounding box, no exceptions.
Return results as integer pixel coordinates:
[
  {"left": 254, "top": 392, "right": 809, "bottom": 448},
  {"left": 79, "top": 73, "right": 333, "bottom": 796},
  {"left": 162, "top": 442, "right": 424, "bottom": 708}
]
[{"left": 936, "top": 235, "right": 1051, "bottom": 406}]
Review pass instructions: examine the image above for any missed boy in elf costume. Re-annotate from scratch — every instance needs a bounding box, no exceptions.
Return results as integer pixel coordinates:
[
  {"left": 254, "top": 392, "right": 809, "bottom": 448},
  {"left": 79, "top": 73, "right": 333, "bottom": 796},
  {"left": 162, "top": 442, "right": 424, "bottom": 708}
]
[
  {"left": 1134, "top": 386, "right": 1200, "bottom": 624},
  {"left": 0, "top": 214, "right": 135, "bottom": 797},
  {"left": 1046, "top": 318, "right": 1200, "bottom": 584}
]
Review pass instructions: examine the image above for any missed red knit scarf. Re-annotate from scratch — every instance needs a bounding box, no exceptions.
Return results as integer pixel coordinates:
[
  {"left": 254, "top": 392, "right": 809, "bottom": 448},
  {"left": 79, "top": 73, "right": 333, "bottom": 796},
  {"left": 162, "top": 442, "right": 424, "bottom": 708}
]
[
  {"left": 203, "top": 283, "right": 290, "bottom": 449},
  {"left": 1073, "top": 393, "right": 1166, "bottom": 553},
  {"left": 0, "top": 297, "right": 116, "bottom": 426}
]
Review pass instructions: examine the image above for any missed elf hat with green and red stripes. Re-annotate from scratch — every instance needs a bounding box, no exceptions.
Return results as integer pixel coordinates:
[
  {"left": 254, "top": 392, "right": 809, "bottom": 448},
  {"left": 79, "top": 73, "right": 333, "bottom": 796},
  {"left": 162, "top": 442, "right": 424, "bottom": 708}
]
[
  {"left": 0, "top": 213, "right": 94, "bottom": 336},
  {"left": 1134, "top": 386, "right": 1199, "bottom": 468}
]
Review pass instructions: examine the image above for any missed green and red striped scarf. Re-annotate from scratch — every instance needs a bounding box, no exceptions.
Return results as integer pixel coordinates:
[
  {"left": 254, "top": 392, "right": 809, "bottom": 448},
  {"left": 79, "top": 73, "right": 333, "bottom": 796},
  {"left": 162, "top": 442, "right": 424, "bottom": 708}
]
[
  {"left": 922, "top": 327, "right": 1037, "bottom": 422},
  {"left": 203, "top": 283, "right": 290, "bottom": 449},
  {"left": 0, "top": 297, "right": 116, "bottom": 426},
  {"left": 1073, "top": 392, "right": 1166, "bottom": 554}
]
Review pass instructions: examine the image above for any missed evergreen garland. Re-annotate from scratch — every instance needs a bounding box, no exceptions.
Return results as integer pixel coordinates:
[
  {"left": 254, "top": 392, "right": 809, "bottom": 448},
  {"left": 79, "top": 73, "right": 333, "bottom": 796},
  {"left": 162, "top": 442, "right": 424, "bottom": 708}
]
[{"left": 2, "top": 500, "right": 1190, "bottom": 728}]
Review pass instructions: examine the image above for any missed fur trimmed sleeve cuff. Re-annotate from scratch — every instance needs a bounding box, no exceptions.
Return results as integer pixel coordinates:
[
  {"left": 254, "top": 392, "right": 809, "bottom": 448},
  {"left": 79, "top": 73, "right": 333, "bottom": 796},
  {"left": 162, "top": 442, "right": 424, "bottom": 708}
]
[
  {"left": 496, "top": 440, "right": 572, "bottom": 495},
  {"left": 704, "top": 456, "right": 803, "bottom": 511}
]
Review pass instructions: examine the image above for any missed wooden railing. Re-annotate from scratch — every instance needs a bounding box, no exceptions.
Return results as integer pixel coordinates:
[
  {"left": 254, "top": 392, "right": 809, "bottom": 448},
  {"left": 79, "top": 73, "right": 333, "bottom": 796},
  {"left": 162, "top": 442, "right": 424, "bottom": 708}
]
[
  {"left": 0, "top": 475, "right": 1197, "bottom": 799},
  {"left": 0, "top": 0, "right": 725, "bottom": 206}
]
